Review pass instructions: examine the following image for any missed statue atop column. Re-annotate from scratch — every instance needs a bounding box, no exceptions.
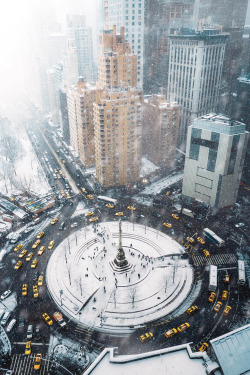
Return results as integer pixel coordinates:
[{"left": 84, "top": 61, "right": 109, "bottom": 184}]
[{"left": 110, "top": 219, "right": 132, "bottom": 272}]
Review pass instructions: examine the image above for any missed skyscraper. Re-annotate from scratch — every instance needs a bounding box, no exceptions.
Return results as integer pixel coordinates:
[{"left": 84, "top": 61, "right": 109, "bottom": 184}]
[
  {"left": 94, "top": 26, "right": 143, "bottom": 188},
  {"left": 167, "top": 28, "right": 228, "bottom": 146},
  {"left": 143, "top": 0, "right": 196, "bottom": 94},
  {"left": 182, "top": 114, "right": 249, "bottom": 211},
  {"left": 103, "top": 0, "right": 144, "bottom": 88},
  {"left": 66, "top": 14, "right": 94, "bottom": 84},
  {"left": 142, "top": 94, "right": 180, "bottom": 167}
]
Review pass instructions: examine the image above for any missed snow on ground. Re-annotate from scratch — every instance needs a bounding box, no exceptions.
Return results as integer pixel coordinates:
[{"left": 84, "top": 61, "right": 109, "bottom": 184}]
[
  {"left": 138, "top": 172, "right": 183, "bottom": 196},
  {"left": 46, "top": 221, "right": 194, "bottom": 334},
  {"left": 0, "top": 127, "right": 51, "bottom": 196},
  {"left": 140, "top": 157, "right": 159, "bottom": 178},
  {"left": 71, "top": 201, "right": 92, "bottom": 218}
]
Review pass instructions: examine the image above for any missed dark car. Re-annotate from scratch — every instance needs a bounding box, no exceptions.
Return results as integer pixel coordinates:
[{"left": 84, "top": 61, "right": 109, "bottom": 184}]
[
  {"left": 34, "top": 326, "right": 41, "bottom": 341},
  {"left": 33, "top": 271, "right": 39, "bottom": 282},
  {"left": 18, "top": 316, "right": 24, "bottom": 327}
]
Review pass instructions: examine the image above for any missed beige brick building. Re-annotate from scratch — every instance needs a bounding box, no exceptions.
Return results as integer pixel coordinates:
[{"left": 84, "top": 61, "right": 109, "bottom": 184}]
[
  {"left": 142, "top": 95, "right": 180, "bottom": 167},
  {"left": 94, "top": 26, "right": 143, "bottom": 188},
  {"left": 94, "top": 88, "right": 142, "bottom": 188},
  {"left": 67, "top": 79, "right": 96, "bottom": 167},
  {"left": 97, "top": 25, "right": 138, "bottom": 90}
]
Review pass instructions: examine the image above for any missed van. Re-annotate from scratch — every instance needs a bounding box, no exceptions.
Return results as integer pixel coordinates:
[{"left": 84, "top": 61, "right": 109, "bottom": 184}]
[
  {"left": 59, "top": 222, "right": 65, "bottom": 230},
  {"left": 6, "top": 319, "right": 16, "bottom": 332},
  {"left": 1, "top": 311, "right": 11, "bottom": 326},
  {"left": 27, "top": 324, "right": 33, "bottom": 339}
]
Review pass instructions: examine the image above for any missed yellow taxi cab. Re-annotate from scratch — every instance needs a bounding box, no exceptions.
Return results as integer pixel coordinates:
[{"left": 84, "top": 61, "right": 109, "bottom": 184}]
[
  {"left": 25, "top": 341, "right": 31, "bottom": 355},
  {"left": 177, "top": 323, "right": 190, "bottom": 332},
  {"left": 172, "top": 214, "right": 179, "bottom": 220},
  {"left": 48, "top": 241, "right": 54, "bottom": 250},
  {"left": 223, "top": 305, "right": 232, "bottom": 316},
  {"left": 165, "top": 191, "right": 171, "bottom": 196},
  {"left": 38, "top": 276, "right": 43, "bottom": 286},
  {"left": 66, "top": 192, "right": 71, "bottom": 199},
  {"left": 15, "top": 260, "right": 23, "bottom": 270},
  {"left": 208, "top": 292, "right": 216, "bottom": 302},
  {"left": 224, "top": 274, "right": 230, "bottom": 283},
  {"left": 87, "top": 194, "right": 94, "bottom": 199},
  {"left": 26, "top": 252, "right": 34, "bottom": 261},
  {"left": 197, "top": 237, "right": 205, "bottom": 244},
  {"left": 54, "top": 169, "right": 58, "bottom": 173},
  {"left": 115, "top": 212, "right": 124, "bottom": 216},
  {"left": 33, "top": 285, "right": 39, "bottom": 298},
  {"left": 203, "top": 249, "right": 210, "bottom": 257},
  {"left": 31, "top": 259, "right": 38, "bottom": 269},
  {"left": 22, "top": 284, "right": 28, "bottom": 296},
  {"left": 186, "top": 305, "right": 198, "bottom": 315},
  {"left": 32, "top": 240, "right": 41, "bottom": 249},
  {"left": 81, "top": 187, "right": 86, "bottom": 193},
  {"left": 198, "top": 343, "right": 209, "bottom": 352},
  {"left": 19, "top": 249, "right": 27, "bottom": 258},
  {"left": 37, "top": 231, "right": 44, "bottom": 239},
  {"left": 14, "top": 243, "right": 23, "bottom": 252},
  {"left": 186, "top": 237, "right": 195, "bottom": 244},
  {"left": 38, "top": 246, "right": 45, "bottom": 255},
  {"left": 34, "top": 353, "right": 42, "bottom": 370},
  {"left": 165, "top": 328, "right": 177, "bottom": 338},
  {"left": 57, "top": 174, "right": 61, "bottom": 179},
  {"left": 42, "top": 313, "right": 53, "bottom": 325},
  {"left": 85, "top": 211, "right": 94, "bottom": 217},
  {"left": 59, "top": 169, "right": 62, "bottom": 174},
  {"left": 213, "top": 301, "right": 222, "bottom": 312},
  {"left": 61, "top": 190, "right": 65, "bottom": 197},
  {"left": 127, "top": 206, "right": 136, "bottom": 211},
  {"left": 89, "top": 216, "right": 99, "bottom": 222},
  {"left": 51, "top": 217, "right": 58, "bottom": 225},
  {"left": 163, "top": 222, "right": 172, "bottom": 228},
  {"left": 106, "top": 203, "right": 114, "bottom": 208},
  {"left": 222, "top": 290, "right": 228, "bottom": 301},
  {"left": 139, "top": 332, "right": 153, "bottom": 343}
]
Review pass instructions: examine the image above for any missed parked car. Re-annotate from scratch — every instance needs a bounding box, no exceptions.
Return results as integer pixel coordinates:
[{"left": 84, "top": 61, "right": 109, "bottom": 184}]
[
  {"left": 6, "top": 319, "right": 16, "bottom": 333},
  {"left": 1, "top": 290, "right": 11, "bottom": 300}
]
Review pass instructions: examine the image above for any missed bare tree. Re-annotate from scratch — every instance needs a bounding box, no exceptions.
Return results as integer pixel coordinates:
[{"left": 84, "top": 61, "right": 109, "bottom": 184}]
[
  {"left": 113, "top": 289, "right": 117, "bottom": 309},
  {"left": 163, "top": 273, "right": 169, "bottom": 293},
  {"left": 129, "top": 288, "right": 137, "bottom": 308}
]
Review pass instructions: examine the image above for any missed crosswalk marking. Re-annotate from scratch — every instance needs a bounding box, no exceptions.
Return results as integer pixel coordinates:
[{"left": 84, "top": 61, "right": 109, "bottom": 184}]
[
  {"left": 11, "top": 354, "right": 50, "bottom": 375},
  {"left": 193, "top": 253, "right": 237, "bottom": 266}
]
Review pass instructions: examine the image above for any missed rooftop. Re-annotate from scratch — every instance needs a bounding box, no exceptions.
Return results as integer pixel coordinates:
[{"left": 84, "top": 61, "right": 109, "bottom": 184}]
[
  {"left": 210, "top": 324, "right": 250, "bottom": 375},
  {"left": 192, "top": 113, "right": 247, "bottom": 135}
]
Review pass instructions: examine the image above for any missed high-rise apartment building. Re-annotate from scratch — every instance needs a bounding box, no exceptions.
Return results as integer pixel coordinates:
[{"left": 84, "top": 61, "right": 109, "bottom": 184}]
[
  {"left": 182, "top": 114, "right": 249, "bottom": 211},
  {"left": 103, "top": 0, "right": 144, "bottom": 88},
  {"left": 66, "top": 14, "right": 94, "bottom": 84},
  {"left": 144, "top": 0, "right": 196, "bottom": 94},
  {"left": 94, "top": 26, "right": 142, "bottom": 188},
  {"left": 167, "top": 29, "right": 228, "bottom": 146},
  {"left": 67, "top": 79, "right": 96, "bottom": 166},
  {"left": 142, "top": 95, "right": 180, "bottom": 167},
  {"left": 98, "top": 26, "right": 138, "bottom": 90},
  {"left": 94, "top": 88, "right": 142, "bottom": 188}
]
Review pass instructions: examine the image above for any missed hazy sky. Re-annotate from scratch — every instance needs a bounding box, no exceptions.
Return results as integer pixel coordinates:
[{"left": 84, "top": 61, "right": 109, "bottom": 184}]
[{"left": 0, "top": 0, "right": 249, "bottom": 117}]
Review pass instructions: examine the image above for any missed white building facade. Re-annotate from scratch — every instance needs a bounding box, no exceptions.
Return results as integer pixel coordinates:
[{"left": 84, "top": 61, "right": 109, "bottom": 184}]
[
  {"left": 182, "top": 114, "right": 249, "bottom": 210},
  {"left": 103, "top": 0, "right": 144, "bottom": 89},
  {"left": 167, "top": 29, "right": 228, "bottom": 146}
]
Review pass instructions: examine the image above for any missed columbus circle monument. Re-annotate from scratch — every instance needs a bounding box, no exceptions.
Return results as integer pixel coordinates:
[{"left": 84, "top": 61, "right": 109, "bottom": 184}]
[{"left": 47, "top": 220, "right": 195, "bottom": 336}]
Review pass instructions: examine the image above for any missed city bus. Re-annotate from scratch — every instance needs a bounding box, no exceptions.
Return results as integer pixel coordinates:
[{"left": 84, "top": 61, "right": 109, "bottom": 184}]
[
  {"left": 203, "top": 228, "right": 225, "bottom": 247},
  {"left": 97, "top": 196, "right": 118, "bottom": 206},
  {"left": 238, "top": 260, "right": 246, "bottom": 286},
  {"left": 209, "top": 265, "right": 218, "bottom": 292}
]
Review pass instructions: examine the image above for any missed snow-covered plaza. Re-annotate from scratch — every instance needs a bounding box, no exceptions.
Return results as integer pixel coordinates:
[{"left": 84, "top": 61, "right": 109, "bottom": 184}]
[{"left": 47, "top": 221, "right": 194, "bottom": 335}]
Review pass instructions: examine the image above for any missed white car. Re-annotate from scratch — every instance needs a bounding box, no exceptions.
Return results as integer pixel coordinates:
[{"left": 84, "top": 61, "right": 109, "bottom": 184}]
[
  {"left": 1, "top": 290, "right": 11, "bottom": 300},
  {"left": 6, "top": 319, "right": 16, "bottom": 332},
  {"left": 235, "top": 223, "right": 245, "bottom": 228},
  {"left": 70, "top": 222, "right": 78, "bottom": 228}
]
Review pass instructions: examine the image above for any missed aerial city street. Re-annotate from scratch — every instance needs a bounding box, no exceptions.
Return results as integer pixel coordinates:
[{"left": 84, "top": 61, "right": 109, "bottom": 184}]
[{"left": 0, "top": 0, "right": 249, "bottom": 374}]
